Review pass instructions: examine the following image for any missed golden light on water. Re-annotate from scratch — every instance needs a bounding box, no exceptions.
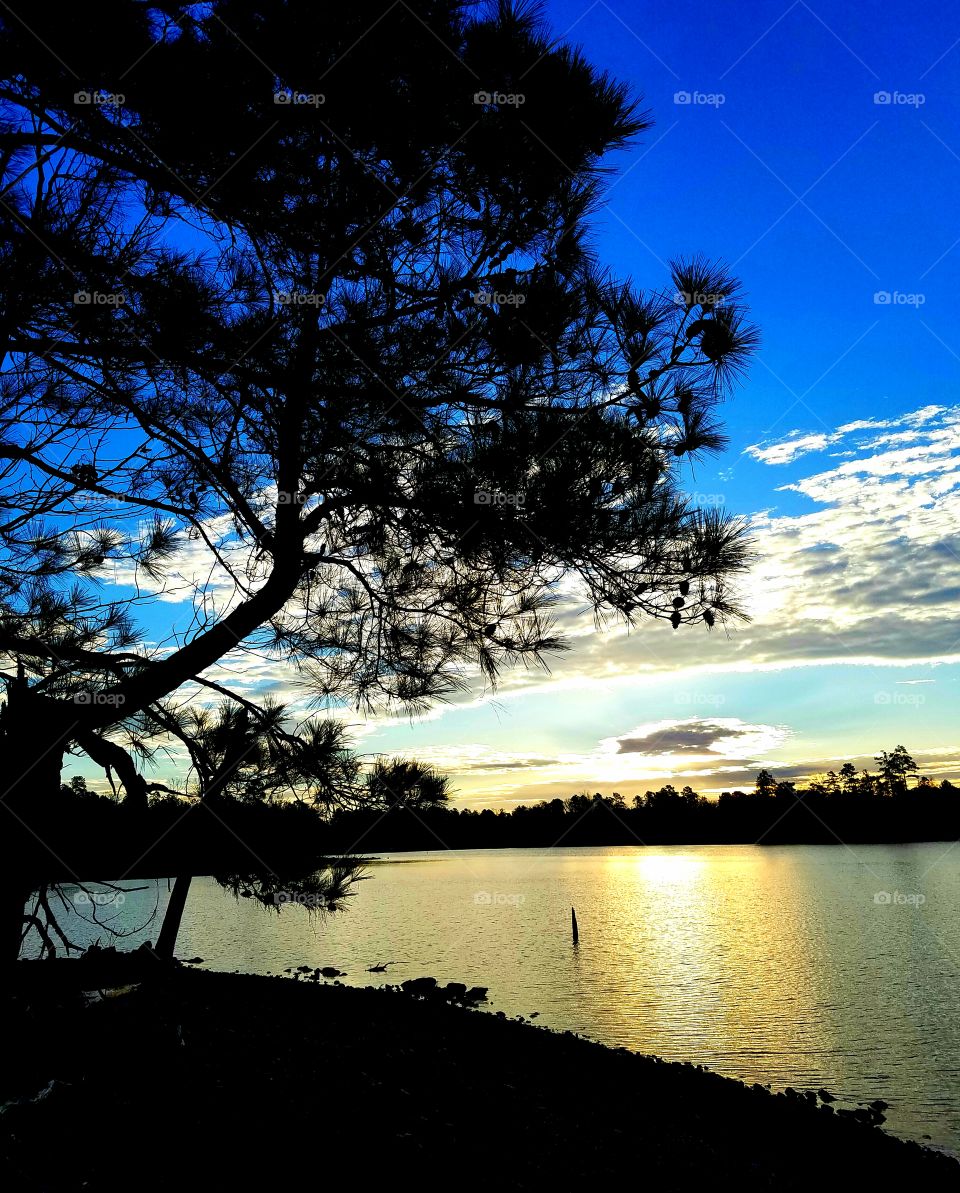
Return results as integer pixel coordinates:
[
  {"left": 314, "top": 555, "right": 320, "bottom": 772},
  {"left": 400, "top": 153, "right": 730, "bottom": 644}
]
[
  {"left": 35, "top": 848, "right": 955, "bottom": 1147},
  {"left": 626, "top": 852, "right": 707, "bottom": 886},
  {"left": 572, "top": 849, "right": 831, "bottom": 1085}
]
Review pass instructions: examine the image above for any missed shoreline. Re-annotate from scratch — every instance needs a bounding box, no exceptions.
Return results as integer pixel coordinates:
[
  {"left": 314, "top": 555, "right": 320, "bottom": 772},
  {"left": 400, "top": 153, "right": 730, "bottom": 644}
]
[
  {"left": 2, "top": 961, "right": 958, "bottom": 1190},
  {"left": 42, "top": 836, "right": 960, "bottom": 884},
  {"left": 7, "top": 804, "right": 960, "bottom": 890}
]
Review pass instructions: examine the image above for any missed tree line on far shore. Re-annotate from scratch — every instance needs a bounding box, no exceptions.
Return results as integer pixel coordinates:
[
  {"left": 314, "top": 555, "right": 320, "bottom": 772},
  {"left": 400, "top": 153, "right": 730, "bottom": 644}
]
[
  {"left": 321, "top": 744, "right": 960, "bottom": 850},
  {"left": 43, "top": 744, "right": 960, "bottom": 865}
]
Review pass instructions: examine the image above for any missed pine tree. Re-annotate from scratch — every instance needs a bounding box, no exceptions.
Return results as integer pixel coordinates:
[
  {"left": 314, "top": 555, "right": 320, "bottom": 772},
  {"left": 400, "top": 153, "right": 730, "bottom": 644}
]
[{"left": 0, "top": 0, "right": 758, "bottom": 954}]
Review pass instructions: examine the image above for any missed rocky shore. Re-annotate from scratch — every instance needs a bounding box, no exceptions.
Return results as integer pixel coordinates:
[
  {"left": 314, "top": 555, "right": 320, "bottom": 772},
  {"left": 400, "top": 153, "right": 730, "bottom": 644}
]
[{"left": 2, "top": 960, "right": 957, "bottom": 1190}]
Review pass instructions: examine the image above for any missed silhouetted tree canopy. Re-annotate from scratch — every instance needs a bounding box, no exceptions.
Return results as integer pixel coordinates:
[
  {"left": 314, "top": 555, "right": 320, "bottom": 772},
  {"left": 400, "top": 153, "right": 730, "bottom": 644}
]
[
  {"left": 0, "top": 1, "right": 760, "bottom": 954},
  {"left": 875, "top": 746, "right": 919, "bottom": 797},
  {"left": 0, "top": 0, "right": 756, "bottom": 747},
  {"left": 365, "top": 757, "right": 450, "bottom": 809}
]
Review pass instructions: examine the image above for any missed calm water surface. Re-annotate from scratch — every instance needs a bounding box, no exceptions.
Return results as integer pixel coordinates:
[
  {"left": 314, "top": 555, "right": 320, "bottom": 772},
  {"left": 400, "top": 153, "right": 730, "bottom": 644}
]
[{"left": 32, "top": 844, "right": 960, "bottom": 1151}]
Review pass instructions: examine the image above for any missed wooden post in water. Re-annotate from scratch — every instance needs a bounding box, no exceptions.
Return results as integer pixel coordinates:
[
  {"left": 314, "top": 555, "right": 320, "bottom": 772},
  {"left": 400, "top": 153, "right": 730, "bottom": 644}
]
[{"left": 571, "top": 906, "right": 579, "bottom": 944}]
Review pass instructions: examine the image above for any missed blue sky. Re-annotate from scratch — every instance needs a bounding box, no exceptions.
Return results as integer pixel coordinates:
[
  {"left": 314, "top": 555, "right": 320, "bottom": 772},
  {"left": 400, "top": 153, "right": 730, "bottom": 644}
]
[
  {"left": 355, "top": 0, "right": 960, "bottom": 804},
  {"left": 69, "top": 1, "right": 960, "bottom": 804}
]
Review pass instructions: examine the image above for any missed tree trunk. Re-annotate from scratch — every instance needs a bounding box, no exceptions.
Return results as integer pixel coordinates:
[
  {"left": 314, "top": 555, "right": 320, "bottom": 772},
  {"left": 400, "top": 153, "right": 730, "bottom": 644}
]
[
  {"left": 0, "top": 667, "right": 69, "bottom": 960},
  {"left": 155, "top": 874, "right": 192, "bottom": 959},
  {"left": 0, "top": 881, "right": 33, "bottom": 964},
  {"left": 75, "top": 729, "right": 149, "bottom": 811}
]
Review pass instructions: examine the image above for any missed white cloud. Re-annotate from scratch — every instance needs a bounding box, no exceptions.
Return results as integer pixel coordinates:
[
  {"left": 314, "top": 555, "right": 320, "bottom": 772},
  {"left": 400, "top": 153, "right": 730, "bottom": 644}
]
[
  {"left": 745, "top": 404, "right": 947, "bottom": 465},
  {"left": 80, "top": 403, "right": 960, "bottom": 803},
  {"left": 747, "top": 431, "right": 833, "bottom": 465}
]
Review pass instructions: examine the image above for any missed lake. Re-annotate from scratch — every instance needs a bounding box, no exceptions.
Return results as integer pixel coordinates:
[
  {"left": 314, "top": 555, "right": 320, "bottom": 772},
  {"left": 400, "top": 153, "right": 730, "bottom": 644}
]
[{"left": 28, "top": 843, "right": 960, "bottom": 1152}]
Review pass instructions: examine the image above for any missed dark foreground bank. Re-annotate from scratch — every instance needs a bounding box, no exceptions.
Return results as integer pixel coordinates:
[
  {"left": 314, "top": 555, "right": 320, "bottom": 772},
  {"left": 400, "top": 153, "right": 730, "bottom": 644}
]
[{"left": 2, "top": 962, "right": 957, "bottom": 1192}]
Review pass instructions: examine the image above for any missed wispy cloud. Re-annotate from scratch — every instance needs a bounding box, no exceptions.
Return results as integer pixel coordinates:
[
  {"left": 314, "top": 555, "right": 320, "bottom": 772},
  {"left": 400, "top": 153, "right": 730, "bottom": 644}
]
[
  {"left": 745, "top": 404, "right": 948, "bottom": 464},
  {"left": 82, "top": 403, "right": 960, "bottom": 803}
]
